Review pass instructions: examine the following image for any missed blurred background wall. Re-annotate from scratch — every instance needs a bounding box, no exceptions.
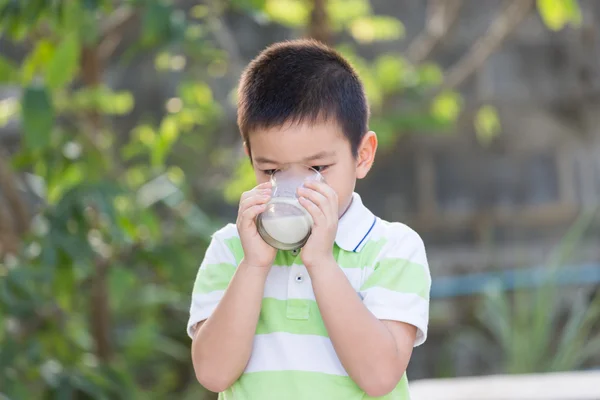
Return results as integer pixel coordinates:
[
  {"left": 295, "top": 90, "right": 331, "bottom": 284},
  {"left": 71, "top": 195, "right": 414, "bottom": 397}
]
[{"left": 0, "top": 0, "right": 599, "bottom": 399}]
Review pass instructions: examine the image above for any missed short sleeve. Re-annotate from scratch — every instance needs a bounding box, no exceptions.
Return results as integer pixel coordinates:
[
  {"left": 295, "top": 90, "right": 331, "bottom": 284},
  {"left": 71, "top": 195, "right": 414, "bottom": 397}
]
[
  {"left": 187, "top": 225, "right": 240, "bottom": 339},
  {"left": 359, "top": 226, "right": 431, "bottom": 347}
]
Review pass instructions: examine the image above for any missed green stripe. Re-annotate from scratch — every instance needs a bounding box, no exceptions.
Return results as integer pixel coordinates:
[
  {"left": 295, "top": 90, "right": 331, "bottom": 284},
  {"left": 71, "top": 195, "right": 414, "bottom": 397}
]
[
  {"left": 224, "top": 237, "right": 244, "bottom": 265},
  {"left": 274, "top": 250, "right": 299, "bottom": 267},
  {"left": 256, "top": 298, "right": 328, "bottom": 337},
  {"left": 360, "top": 258, "right": 430, "bottom": 299},
  {"left": 222, "top": 236, "right": 389, "bottom": 270},
  {"left": 222, "top": 371, "right": 409, "bottom": 400},
  {"left": 193, "top": 263, "right": 236, "bottom": 294},
  {"left": 335, "top": 237, "right": 388, "bottom": 269}
]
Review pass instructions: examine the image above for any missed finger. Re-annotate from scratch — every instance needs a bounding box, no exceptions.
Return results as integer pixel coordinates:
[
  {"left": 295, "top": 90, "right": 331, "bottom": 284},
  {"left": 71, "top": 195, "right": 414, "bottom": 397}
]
[
  {"left": 303, "top": 180, "right": 337, "bottom": 202},
  {"left": 299, "top": 183, "right": 337, "bottom": 221},
  {"left": 298, "top": 196, "right": 326, "bottom": 226},
  {"left": 239, "top": 192, "right": 271, "bottom": 213},
  {"left": 297, "top": 186, "right": 328, "bottom": 211},
  {"left": 240, "top": 182, "right": 272, "bottom": 202},
  {"left": 240, "top": 204, "right": 267, "bottom": 228}
]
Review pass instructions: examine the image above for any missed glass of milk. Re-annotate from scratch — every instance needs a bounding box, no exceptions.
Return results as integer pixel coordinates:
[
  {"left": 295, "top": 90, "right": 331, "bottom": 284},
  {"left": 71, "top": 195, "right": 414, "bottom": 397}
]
[{"left": 256, "top": 164, "right": 323, "bottom": 251}]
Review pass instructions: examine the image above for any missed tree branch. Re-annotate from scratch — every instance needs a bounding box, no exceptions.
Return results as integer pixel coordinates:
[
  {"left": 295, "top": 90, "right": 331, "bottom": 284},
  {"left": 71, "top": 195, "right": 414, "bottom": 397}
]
[
  {"left": 97, "top": 6, "right": 138, "bottom": 62},
  {"left": 81, "top": 45, "right": 114, "bottom": 363},
  {"left": 406, "top": 0, "right": 463, "bottom": 64},
  {"left": 441, "top": 0, "right": 534, "bottom": 92},
  {"left": 0, "top": 150, "right": 29, "bottom": 236}
]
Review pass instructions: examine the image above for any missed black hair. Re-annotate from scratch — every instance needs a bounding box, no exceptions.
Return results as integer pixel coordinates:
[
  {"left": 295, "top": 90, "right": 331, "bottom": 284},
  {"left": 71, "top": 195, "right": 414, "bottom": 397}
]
[{"left": 237, "top": 39, "right": 369, "bottom": 158}]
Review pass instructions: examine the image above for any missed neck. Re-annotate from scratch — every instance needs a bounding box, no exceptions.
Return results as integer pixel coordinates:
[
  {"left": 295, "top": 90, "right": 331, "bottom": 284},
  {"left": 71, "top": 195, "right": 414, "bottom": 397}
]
[{"left": 339, "top": 195, "right": 354, "bottom": 219}]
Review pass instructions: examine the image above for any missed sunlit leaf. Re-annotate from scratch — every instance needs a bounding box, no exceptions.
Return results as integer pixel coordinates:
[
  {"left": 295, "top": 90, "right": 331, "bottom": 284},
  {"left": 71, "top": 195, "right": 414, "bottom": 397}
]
[
  {"left": 537, "top": 0, "right": 582, "bottom": 31},
  {"left": 71, "top": 86, "right": 134, "bottom": 115},
  {"left": 474, "top": 105, "right": 501, "bottom": 146},
  {"left": 264, "top": 0, "right": 310, "bottom": 27},
  {"left": 48, "top": 163, "right": 85, "bottom": 204},
  {"left": 430, "top": 90, "right": 462, "bottom": 123},
  {"left": 418, "top": 63, "right": 444, "bottom": 87},
  {"left": 45, "top": 34, "right": 80, "bottom": 90},
  {"left": 349, "top": 16, "right": 404, "bottom": 43},
  {"left": 0, "top": 97, "right": 19, "bottom": 128},
  {"left": 21, "top": 83, "right": 55, "bottom": 150},
  {"left": 327, "top": 0, "right": 371, "bottom": 30},
  {"left": 373, "top": 54, "right": 405, "bottom": 94},
  {"left": 179, "top": 81, "right": 213, "bottom": 106},
  {"left": 21, "top": 39, "right": 55, "bottom": 84}
]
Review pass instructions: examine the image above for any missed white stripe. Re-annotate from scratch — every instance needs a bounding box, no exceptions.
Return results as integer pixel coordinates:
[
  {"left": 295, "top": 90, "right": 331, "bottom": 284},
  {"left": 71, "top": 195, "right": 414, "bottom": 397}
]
[
  {"left": 202, "top": 236, "right": 237, "bottom": 266},
  {"left": 263, "top": 266, "right": 373, "bottom": 301},
  {"left": 245, "top": 332, "right": 348, "bottom": 376},
  {"left": 187, "top": 291, "right": 225, "bottom": 338},
  {"left": 214, "top": 223, "right": 239, "bottom": 240},
  {"left": 361, "top": 287, "right": 429, "bottom": 346},
  {"left": 263, "top": 266, "right": 292, "bottom": 300},
  {"left": 383, "top": 224, "right": 428, "bottom": 266}
]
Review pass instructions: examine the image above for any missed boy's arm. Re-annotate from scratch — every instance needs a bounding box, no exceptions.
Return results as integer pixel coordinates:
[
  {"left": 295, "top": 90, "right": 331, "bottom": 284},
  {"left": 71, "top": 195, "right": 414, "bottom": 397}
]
[
  {"left": 190, "top": 182, "right": 276, "bottom": 393},
  {"left": 299, "top": 181, "right": 430, "bottom": 397},
  {"left": 191, "top": 262, "right": 269, "bottom": 393},
  {"left": 309, "top": 261, "right": 418, "bottom": 397}
]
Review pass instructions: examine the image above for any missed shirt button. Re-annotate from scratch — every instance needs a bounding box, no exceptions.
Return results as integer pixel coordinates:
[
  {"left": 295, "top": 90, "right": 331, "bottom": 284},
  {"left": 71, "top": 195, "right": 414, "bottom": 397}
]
[
  {"left": 295, "top": 273, "right": 303, "bottom": 283},
  {"left": 291, "top": 248, "right": 300, "bottom": 256}
]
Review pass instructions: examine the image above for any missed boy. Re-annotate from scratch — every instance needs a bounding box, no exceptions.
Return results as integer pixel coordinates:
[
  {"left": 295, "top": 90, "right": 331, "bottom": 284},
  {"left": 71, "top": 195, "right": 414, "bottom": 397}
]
[{"left": 187, "top": 39, "right": 431, "bottom": 399}]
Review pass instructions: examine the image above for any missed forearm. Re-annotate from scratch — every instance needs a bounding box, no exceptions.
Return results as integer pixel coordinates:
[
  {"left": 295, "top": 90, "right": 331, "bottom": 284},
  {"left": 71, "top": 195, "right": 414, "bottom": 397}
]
[
  {"left": 309, "top": 258, "right": 409, "bottom": 396},
  {"left": 192, "top": 261, "right": 268, "bottom": 391}
]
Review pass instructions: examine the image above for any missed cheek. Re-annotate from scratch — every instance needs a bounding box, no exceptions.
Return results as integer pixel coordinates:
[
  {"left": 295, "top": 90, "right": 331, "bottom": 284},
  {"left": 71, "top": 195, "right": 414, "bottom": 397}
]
[{"left": 254, "top": 171, "right": 270, "bottom": 185}]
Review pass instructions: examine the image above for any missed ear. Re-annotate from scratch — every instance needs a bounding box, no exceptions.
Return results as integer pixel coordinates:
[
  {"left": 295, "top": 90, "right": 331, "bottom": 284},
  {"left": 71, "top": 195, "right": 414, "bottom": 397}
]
[
  {"left": 243, "top": 141, "right": 251, "bottom": 160},
  {"left": 356, "top": 131, "right": 377, "bottom": 180}
]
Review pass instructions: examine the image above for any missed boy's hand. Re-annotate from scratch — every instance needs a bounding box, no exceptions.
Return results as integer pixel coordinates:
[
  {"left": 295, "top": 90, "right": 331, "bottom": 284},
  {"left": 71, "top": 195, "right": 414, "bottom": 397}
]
[
  {"left": 237, "top": 182, "right": 277, "bottom": 269},
  {"left": 297, "top": 180, "right": 338, "bottom": 269}
]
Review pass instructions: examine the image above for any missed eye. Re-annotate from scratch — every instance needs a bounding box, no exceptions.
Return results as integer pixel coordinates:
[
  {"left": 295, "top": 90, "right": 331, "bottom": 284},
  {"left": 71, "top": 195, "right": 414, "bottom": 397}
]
[
  {"left": 311, "top": 165, "right": 330, "bottom": 173},
  {"left": 262, "top": 169, "right": 278, "bottom": 176}
]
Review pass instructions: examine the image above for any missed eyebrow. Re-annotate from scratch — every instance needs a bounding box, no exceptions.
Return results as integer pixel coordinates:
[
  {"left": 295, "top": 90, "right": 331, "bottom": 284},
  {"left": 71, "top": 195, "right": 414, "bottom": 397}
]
[{"left": 254, "top": 151, "right": 335, "bottom": 165}]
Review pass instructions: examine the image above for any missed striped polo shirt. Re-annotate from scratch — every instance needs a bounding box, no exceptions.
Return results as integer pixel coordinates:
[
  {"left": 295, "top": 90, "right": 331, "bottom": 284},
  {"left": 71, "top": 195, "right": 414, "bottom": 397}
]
[{"left": 187, "top": 192, "right": 431, "bottom": 399}]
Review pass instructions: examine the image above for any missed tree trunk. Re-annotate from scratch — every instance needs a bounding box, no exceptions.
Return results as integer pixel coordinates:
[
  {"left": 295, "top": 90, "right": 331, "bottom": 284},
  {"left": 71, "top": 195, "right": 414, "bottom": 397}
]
[
  {"left": 308, "top": 0, "right": 331, "bottom": 45},
  {"left": 81, "top": 45, "right": 113, "bottom": 363}
]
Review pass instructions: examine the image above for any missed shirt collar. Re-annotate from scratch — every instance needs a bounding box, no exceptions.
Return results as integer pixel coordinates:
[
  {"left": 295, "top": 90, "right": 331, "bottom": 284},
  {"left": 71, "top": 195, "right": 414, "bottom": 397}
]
[{"left": 335, "top": 192, "right": 377, "bottom": 253}]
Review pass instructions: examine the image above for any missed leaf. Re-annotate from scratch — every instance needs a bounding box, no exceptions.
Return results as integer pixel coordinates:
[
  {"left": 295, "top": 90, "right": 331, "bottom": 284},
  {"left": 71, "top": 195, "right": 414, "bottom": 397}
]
[
  {"left": 21, "top": 84, "right": 55, "bottom": 151},
  {"left": 349, "top": 16, "right": 405, "bottom": 43},
  {"left": 21, "top": 39, "right": 55, "bottom": 84},
  {"left": 327, "top": 0, "right": 371, "bottom": 30},
  {"left": 265, "top": 0, "right": 310, "bottom": 27},
  {"left": 0, "top": 54, "right": 19, "bottom": 84},
  {"left": 59, "top": 0, "right": 83, "bottom": 33},
  {"left": 45, "top": 34, "right": 80, "bottom": 89},
  {"left": 229, "top": 0, "right": 266, "bottom": 11},
  {"left": 537, "top": 0, "right": 582, "bottom": 31},
  {"left": 374, "top": 55, "right": 405, "bottom": 94},
  {"left": 418, "top": 63, "right": 444, "bottom": 87},
  {"left": 0, "top": 97, "right": 19, "bottom": 128},
  {"left": 142, "top": 1, "right": 172, "bottom": 45},
  {"left": 431, "top": 90, "right": 462, "bottom": 123},
  {"left": 474, "top": 105, "right": 501, "bottom": 146}
]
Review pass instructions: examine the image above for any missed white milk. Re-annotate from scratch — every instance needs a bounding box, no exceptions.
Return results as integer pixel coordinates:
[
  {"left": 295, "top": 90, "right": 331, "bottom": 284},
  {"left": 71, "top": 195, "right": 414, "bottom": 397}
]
[{"left": 260, "top": 197, "right": 313, "bottom": 244}]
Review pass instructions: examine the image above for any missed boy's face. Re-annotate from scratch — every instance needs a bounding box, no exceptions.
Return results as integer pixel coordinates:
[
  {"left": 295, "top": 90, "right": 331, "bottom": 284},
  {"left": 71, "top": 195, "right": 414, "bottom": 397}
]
[{"left": 247, "top": 119, "right": 377, "bottom": 216}]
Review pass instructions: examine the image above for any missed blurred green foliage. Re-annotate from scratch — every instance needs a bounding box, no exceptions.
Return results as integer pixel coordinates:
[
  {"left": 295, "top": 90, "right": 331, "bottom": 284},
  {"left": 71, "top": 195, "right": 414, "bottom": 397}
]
[
  {"left": 0, "top": 0, "right": 586, "bottom": 398},
  {"left": 464, "top": 208, "right": 600, "bottom": 374},
  {"left": 0, "top": 0, "right": 220, "bottom": 398}
]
